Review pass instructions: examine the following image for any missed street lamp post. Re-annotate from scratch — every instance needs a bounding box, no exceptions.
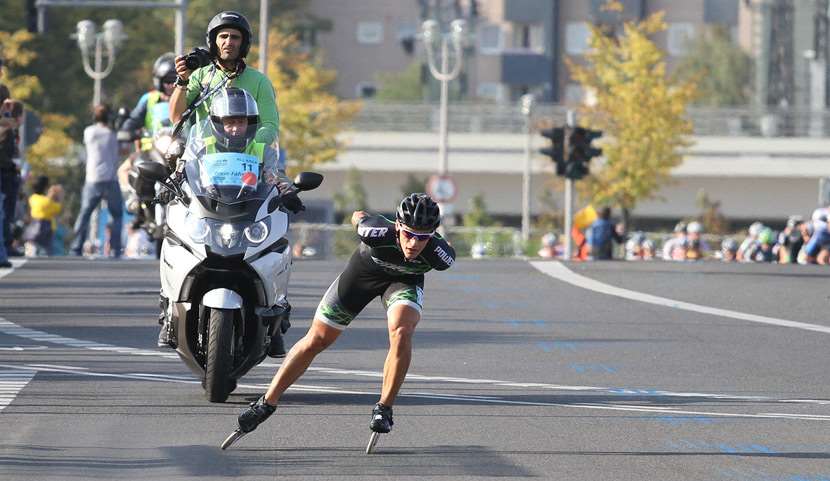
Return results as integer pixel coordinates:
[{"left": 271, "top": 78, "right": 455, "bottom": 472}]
[
  {"left": 420, "top": 19, "right": 467, "bottom": 223},
  {"left": 73, "top": 19, "right": 126, "bottom": 106},
  {"left": 520, "top": 94, "right": 535, "bottom": 243}
]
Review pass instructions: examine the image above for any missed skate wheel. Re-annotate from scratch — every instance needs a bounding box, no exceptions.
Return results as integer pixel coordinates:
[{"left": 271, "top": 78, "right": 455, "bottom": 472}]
[
  {"left": 220, "top": 429, "right": 247, "bottom": 450},
  {"left": 365, "top": 431, "right": 381, "bottom": 454}
]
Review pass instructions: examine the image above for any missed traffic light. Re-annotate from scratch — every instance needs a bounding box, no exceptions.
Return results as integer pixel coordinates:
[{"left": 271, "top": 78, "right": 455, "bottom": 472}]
[
  {"left": 539, "top": 127, "right": 566, "bottom": 176},
  {"left": 565, "top": 127, "right": 603, "bottom": 180}
]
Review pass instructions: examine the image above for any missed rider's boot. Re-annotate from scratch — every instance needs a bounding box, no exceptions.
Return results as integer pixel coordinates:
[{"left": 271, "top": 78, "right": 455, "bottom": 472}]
[
  {"left": 238, "top": 395, "right": 276, "bottom": 433},
  {"left": 157, "top": 294, "right": 175, "bottom": 348},
  {"left": 266, "top": 301, "right": 291, "bottom": 358},
  {"left": 369, "top": 403, "right": 394, "bottom": 433}
]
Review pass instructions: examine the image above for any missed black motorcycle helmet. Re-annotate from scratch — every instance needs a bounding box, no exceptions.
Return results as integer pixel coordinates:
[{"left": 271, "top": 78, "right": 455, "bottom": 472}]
[
  {"left": 209, "top": 87, "right": 259, "bottom": 152},
  {"left": 396, "top": 193, "right": 441, "bottom": 231},
  {"left": 152, "top": 53, "right": 177, "bottom": 91},
  {"left": 206, "top": 11, "right": 252, "bottom": 59}
]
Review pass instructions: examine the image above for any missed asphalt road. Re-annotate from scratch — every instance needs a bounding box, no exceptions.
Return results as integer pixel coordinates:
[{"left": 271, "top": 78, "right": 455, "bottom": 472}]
[{"left": 1, "top": 257, "right": 829, "bottom": 481}]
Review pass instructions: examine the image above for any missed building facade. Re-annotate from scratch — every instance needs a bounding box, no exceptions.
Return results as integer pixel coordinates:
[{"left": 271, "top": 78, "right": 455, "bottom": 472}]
[{"left": 303, "top": 0, "right": 740, "bottom": 104}]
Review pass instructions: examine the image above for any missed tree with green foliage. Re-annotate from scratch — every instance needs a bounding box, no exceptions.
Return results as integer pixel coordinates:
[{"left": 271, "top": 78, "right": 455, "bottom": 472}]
[
  {"left": 675, "top": 25, "right": 753, "bottom": 107},
  {"left": 399, "top": 173, "right": 426, "bottom": 196},
  {"left": 332, "top": 167, "right": 368, "bottom": 222},
  {"left": 0, "top": 29, "right": 74, "bottom": 181},
  {"left": 462, "top": 193, "right": 497, "bottom": 227},
  {"left": 375, "top": 61, "right": 423, "bottom": 102},
  {"left": 567, "top": 1, "right": 697, "bottom": 227},
  {"left": 257, "top": 27, "right": 360, "bottom": 174}
]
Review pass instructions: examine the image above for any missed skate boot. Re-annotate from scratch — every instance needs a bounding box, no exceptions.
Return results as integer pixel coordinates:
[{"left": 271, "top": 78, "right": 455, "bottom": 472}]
[
  {"left": 369, "top": 403, "right": 394, "bottom": 433},
  {"left": 238, "top": 395, "right": 276, "bottom": 433},
  {"left": 221, "top": 395, "right": 275, "bottom": 449}
]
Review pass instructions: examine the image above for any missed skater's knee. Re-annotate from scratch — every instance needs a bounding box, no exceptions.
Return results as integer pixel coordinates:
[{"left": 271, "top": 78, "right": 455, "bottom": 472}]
[
  {"left": 388, "top": 324, "right": 415, "bottom": 346},
  {"left": 301, "top": 320, "right": 341, "bottom": 353}
]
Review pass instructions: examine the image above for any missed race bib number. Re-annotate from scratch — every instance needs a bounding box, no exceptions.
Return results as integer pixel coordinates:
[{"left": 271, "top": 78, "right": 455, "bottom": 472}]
[{"left": 201, "top": 152, "right": 259, "bottom": 187}]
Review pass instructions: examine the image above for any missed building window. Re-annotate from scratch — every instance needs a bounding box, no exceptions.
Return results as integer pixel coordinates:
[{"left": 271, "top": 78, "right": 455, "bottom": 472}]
[
  {"left": 667, "top": 23, "right": 695, "bottom": 56},
  {"left": 512, "top": 23, "right": 545, "bottom": 53},
  {"left": 565, "top": 22, "right": 590, "bottom": 55},
  {"left": 356, "top": 82, "right": 377, "bottom": 99},
  {"left": 357, "top": 22, "right": 383, "bottom": 45},
  {"left": 477, "top": 82, "right": 505, "bottom": 102},
  {"left": 478, "top": 24, "right": 504, "bottom": 55}
]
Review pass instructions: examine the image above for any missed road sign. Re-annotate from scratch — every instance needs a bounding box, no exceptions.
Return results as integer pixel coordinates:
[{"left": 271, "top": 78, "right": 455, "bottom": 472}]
[{"left": 426, "top": 174, "right": 457, "bottom": 203}]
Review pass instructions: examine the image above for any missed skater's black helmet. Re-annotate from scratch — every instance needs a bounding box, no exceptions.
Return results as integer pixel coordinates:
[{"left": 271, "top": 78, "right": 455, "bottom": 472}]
[
  {"left": 206, "top": 11, "right": 252, "bottom": 59},
  {"left": 396, "top": 193, "right": 440, "bottom": 231}
]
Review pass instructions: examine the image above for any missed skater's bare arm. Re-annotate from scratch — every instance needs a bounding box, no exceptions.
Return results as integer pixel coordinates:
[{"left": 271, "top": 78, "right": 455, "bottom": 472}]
[{"left": 351, "top": 211, "right": 368, "bottom": 227}]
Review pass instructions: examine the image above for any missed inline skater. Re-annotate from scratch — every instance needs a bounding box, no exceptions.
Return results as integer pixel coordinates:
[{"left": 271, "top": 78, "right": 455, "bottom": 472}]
[{"left": 221, "top": 193, "right": 455, "bottom": 451}]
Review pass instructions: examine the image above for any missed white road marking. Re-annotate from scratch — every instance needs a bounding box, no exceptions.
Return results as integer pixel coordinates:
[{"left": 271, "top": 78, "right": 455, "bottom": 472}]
[
  {"left": 530, "top": 261, "right": 830, "bottom": 335},
  {"left": 0, "top": 346, "right": 47, "bottom": 351},
  {"left": 1, "top": 317, "right": 828, "bottom": 408},
  {"left": 0, "top": 369, "right": 35, "bottom": 413},
  {"left": 0, "top": 363, "right": 826, "bottom": 423}
]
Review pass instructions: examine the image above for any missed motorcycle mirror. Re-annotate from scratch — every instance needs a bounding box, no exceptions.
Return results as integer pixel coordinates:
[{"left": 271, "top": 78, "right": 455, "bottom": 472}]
[
  {"left": 293, "top": 172, "right": 323, "bottom": 191},
  {"left": 137, "top": 161, "right": 170, "bottom": 182},
  {"left": 164, "top": 139, "right": 185, "bottom": 162}
]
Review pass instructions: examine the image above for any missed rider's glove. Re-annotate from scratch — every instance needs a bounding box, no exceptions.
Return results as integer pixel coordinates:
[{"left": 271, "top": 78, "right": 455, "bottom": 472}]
[
  {"left": 281, "top": 191, "right": 305, "bottom": 214},
  {"left": 155, "top": 189, "right": 176, "bottom": 205}
]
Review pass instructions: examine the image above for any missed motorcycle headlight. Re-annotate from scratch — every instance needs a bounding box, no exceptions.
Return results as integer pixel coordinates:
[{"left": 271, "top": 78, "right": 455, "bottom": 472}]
[
  {"left": 185, "top": 213, "right": 210, "bottom": 243},
  {"left": 244, "top": 221, "right": 269, "bottom": 244},
  {"left": 218, "top": 223, "right": 240, "bottom": 248}
]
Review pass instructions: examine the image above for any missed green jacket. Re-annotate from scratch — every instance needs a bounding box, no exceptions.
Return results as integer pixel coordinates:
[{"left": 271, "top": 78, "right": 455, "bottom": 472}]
[{"left": 186, "top": 64, "right": 279, "bottom": 146}]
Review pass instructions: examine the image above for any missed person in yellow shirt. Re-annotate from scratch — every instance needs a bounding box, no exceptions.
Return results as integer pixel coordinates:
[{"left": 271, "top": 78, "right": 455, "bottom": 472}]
[{"left": 24, "top": 176, "right": 63, "bottom": 256}]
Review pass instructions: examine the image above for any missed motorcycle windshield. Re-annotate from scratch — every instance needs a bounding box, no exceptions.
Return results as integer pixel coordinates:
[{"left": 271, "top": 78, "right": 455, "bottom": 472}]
[{"left": 184, "top": 151, "right": 272, "bottom": 205}]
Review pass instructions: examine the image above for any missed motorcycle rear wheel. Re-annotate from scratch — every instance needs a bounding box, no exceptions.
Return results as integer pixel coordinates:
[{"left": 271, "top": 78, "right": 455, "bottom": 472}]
[{"left": 205, "top": 308, "right": 236, "bottom": 403}]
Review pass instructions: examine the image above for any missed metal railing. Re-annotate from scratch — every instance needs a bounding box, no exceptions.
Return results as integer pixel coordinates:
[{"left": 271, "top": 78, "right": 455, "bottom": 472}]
[
  {"left": 349, "top": 102, "right": 830, "bottom": 137},
  {"left": 286, "top": 222, "right": 741, "bottom": 260}
]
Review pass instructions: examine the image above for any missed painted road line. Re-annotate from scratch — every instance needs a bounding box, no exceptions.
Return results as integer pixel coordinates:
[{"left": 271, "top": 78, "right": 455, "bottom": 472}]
[
  {"left": 530, "top": 261, "right": 830, "bottom": 335},
  {"left": 0, "top": 362, "right": 826, "bottom": 423},
  {"left": 0, "top": 369, "right": 35, "bottom": 413},
  {"left": 2, "top": 317, "right": 828, "bottom": 408}
]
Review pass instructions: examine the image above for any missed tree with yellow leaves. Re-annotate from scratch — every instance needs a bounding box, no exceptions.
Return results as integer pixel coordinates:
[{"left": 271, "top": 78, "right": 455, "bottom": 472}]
[
  {"left": 0, "top": 29, "right": 74, "bottom": 181},
  {"left": 567, "top": 1, "right": 697, "bottom": 226},
  {"left": 253, "top": 28, "right": 360, "bottom": 176}
]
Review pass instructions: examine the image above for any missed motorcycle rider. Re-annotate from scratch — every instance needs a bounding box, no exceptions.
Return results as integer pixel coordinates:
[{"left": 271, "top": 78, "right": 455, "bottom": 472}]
[
  {"left": 118, "top": 53, "right": 177, "bottom": 214},
  {"left": 227, "top": 194, "right": 456, "bottom": 443},
  {"left": 157, "top": 87, "right": 298, "bottom": 353},
  {"left": 169, "top": 11, "right": 279, "bottom": 147},
  {"left": 120, "top": 53, "right": 177, "bottom": 149}
]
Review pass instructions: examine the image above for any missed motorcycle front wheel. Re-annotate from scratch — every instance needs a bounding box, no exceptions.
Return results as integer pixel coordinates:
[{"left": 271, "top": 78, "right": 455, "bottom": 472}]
[{"left": 205, "top": 307, "right": 236, "bottom": 403}]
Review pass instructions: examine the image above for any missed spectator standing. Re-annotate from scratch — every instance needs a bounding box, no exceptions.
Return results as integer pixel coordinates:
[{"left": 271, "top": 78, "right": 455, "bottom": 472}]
[
  {"left": 0, "top": 94, "right": 23, "bottom": 257},
  {"left": 24, "top": 176, "right": 63, "bottom": 256},
  {"left": 586, "top": 207, "right": 623, "bottom": 260},
  {"left": 70, "top": 104, "right": 124, "bottom": 258}
]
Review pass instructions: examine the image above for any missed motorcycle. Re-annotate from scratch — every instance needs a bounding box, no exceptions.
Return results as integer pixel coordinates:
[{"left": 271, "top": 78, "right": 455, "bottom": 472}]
[
  {"left": 139, "top": 149, "right": 323, "bottom": 403},
  {"left": 125, "top": 129, "right": 175, "bottom": 255}
]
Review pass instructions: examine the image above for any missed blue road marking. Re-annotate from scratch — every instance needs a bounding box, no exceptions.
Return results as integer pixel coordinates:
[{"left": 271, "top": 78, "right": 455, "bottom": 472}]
[
  {"left": 537, "top": 341, "right": 578, "bottom": 352},
  {"left": 653, "top": 415, "right": 715, "bottom": 426},
  {"left": 569, "top": 363, "right": 617, "bottom": 374},
  {"left": 506, "top": 319, "right": 548, "bottom": 327}
]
